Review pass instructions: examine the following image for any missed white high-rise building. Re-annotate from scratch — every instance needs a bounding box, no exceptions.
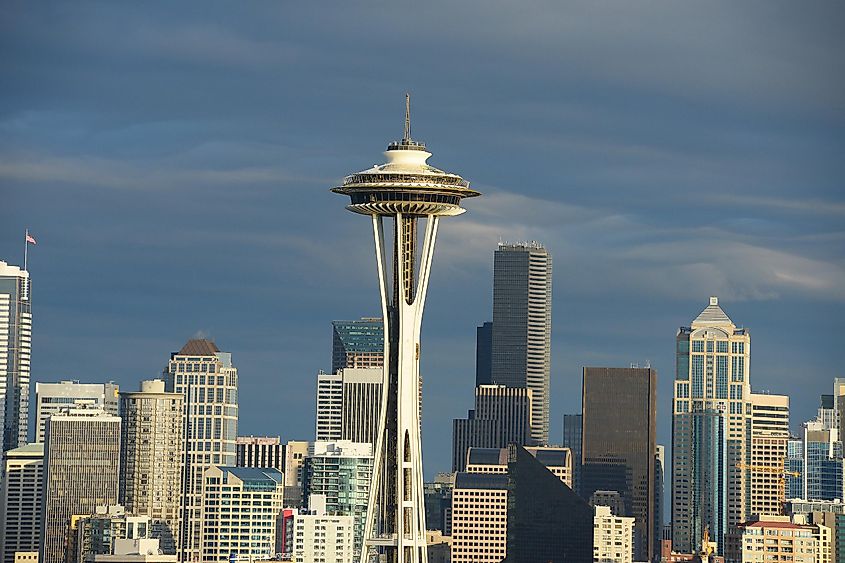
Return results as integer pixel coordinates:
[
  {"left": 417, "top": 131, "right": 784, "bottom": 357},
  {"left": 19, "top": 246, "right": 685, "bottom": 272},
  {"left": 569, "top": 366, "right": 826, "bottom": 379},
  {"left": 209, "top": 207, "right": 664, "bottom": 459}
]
[
  {"left": 200, "top": 466, "right": 284, "bottom": 562},
  {"left": 40, "top": 409, "right": 121, "bottom": 563},
  {"left": 332, "top": 95, "right": 480, "bottom": 562},
  {"left": 164, "top": 339, "right": 238, "bottom": 563},
  {"left": 119, "top": 380, "right": 184, "bottom": 554},
  {"left": 290, "top": 495, "right": 355, "bottom": 563},
  {"left": 35, "top": 380, "right": 119, "bottom": 443},
  {"left": 315, "top": 368, "right": 382, "bottom": 444},
  {"left": 748, "top": 393, "right": 790, "bottom": 518},
  {"left": 490, "top": 242, "right": 553, "bottom": 445},
  {"left": 0, "top": 261, "right": 32, "bottom": 452},
  {"left": 593, "top": 505, "right": 634, "bottom": 563},
  {"left": 0, "top": 443, "right": 43, "bottom": 563}
]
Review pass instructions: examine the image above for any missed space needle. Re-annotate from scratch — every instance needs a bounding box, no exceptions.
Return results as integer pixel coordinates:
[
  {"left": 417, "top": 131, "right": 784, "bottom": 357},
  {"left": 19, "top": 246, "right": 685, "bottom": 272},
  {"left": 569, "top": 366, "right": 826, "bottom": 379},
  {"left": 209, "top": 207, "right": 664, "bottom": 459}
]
[{"left": 333, "top": 95, "right": 479, "bottom": 563}]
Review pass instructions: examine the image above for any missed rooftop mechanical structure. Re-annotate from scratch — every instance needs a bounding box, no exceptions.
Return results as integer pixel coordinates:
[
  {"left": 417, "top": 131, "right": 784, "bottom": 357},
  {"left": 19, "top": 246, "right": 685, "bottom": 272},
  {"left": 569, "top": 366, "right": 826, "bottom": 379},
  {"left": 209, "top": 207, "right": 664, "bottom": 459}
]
[{"left": 333, "top": 95, "right": 479, "bottom": 563}]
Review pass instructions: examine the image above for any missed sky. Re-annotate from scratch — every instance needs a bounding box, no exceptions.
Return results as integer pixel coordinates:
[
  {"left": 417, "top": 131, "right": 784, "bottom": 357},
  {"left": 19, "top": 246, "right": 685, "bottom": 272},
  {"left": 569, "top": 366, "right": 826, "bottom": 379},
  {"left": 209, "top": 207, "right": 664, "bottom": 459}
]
[{"left": 1, "top": 1, "right": 844, "bottom": 478}]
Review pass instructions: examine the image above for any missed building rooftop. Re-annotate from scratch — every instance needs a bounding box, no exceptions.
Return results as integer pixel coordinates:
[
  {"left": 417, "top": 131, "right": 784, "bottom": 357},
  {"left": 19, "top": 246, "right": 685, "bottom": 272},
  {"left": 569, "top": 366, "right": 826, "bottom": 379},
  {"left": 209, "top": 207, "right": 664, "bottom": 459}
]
[
  {"left": 691, "top": 296, "right": 734, "bottom": 327},
  {"left": 218, "top": 466, "right": 283, "bottom": 485},
  {"left": 177, "top": 339, "right": 220, "bottom": 356},
  {"left": 454, "top": 472, "right": 509, "bottom": 491}
]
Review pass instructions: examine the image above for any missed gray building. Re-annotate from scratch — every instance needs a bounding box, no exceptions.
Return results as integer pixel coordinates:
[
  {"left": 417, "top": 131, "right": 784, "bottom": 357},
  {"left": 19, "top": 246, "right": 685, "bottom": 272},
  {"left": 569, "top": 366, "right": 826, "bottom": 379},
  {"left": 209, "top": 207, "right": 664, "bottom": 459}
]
[
  {"left": 490, "top": 242, "right": 552, "bottom": 445},
  {"left": 119, "top": 380, "right": 183, "bottom": 554},
  {"left": 236, "top": 436, "right": 283, "bottom": 472},
  {"left": 452, "top": 385, "right": 531, "bottom": 471},
  {"left": 315, "top": 368, "right": 382, "bottom": 446},
  {"left": 475, "top": 321, "right": 492, "bottom": 386},
  {"left": 35, "top": 381, "right": 119, "bottom": 443},
  {"left": 40, "top": 409, "right": 121, "bottom": 563},
  {"left": 164, "top": 339, "right": 238, "bottom": 563},
  {"left": 562, "top": 413, "right": 582, "bottom": 495},
  {"left": 0, "top": 443, "right": 43, "bottom": 563},
  {"left": 0, "top": 261, "right": 32, "bottom": 452},
  {"left": 582, "top": 366, "right": 657, "bottom": 561}
]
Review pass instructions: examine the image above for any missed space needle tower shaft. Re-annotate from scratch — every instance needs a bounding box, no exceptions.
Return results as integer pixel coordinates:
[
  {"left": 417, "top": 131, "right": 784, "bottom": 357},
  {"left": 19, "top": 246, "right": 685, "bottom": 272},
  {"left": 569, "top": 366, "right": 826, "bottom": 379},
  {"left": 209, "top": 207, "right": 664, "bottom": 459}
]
[{"left": 333, "top": 95, "right": 479, "bottom": 563}]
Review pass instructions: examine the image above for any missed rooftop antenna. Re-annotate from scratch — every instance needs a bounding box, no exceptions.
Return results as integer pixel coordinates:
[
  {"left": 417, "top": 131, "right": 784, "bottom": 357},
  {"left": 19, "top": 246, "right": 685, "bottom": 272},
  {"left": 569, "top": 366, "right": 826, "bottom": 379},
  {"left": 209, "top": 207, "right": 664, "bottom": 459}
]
[{"left": 404, "top": 92, "right": 411, "bottom": 141}]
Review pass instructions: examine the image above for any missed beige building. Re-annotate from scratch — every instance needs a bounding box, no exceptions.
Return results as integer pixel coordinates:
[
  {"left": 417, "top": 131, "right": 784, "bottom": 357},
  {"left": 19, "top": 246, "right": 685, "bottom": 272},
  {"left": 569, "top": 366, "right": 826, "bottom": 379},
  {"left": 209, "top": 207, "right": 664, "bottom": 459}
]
[
  {"left": 747, "top": 393, "right": 790, "bottom": 518},
  {"left": 119, "top": 380, "right": 183, "bottom": 554},
  {"left": 450, "top": 472, "right": 509, "bottom": 563},
  {"left": 40, "top": 409, "right": 121, "bottom": 563},
  {"left": 164, "top": 339, "right": 238, "bottom": 562},
  {"left": 12, "top": 553, "right": 37, "bottom": 563},
  {"left": 290, "top": 495, "right": 354, "bottom": 563},
  {"left": 283, "top": 440, "right": 309, "bottom": 507},
  {"left": 593, "top": 505, "right": 634, "bottom": 562},
  {"left": 728, "top": 515, "right": 817, "bottom": 563},
  {"left": 0, "top": 444, "right": 43, "bottom": 563},
  {"left": 464, "top": 446, "right": 571, "bottom": 487},
  {"left": 199, "top": 466, "right": 284, "bottom": 562}
]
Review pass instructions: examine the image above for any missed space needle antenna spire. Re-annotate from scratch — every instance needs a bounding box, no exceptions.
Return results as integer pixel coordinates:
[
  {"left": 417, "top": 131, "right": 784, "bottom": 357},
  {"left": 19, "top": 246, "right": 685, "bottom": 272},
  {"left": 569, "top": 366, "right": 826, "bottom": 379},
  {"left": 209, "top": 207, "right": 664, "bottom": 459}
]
[
  {"left": 403, "top": 93, "right": 411, "bottom": 141},
  {"left": 333, "top": 97, "right": 480, "bottom": 563}
]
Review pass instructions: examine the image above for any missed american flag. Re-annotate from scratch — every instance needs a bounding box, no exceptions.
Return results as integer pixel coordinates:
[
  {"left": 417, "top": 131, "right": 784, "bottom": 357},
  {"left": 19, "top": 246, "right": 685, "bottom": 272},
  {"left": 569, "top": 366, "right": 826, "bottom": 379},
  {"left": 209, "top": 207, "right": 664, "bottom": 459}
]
[{"left": 25, "top": 232, "right": 36, "bottom": 245}]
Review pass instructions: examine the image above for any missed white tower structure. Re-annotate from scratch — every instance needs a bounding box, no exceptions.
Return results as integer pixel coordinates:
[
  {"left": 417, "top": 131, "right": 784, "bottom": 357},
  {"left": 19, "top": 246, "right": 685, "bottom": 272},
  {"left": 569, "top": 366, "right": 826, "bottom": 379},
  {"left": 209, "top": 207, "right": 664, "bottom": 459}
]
[{"left": 333, "top": 95, "right": 479, "bottom": 563}]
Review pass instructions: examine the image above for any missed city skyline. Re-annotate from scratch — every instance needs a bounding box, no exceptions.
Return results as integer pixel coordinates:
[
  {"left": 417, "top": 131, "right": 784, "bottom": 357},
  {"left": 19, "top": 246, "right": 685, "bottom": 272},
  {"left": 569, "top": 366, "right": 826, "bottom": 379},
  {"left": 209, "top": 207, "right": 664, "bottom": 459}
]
[{"left": 2, "top": 1, "right": 843, "bottom": 483}]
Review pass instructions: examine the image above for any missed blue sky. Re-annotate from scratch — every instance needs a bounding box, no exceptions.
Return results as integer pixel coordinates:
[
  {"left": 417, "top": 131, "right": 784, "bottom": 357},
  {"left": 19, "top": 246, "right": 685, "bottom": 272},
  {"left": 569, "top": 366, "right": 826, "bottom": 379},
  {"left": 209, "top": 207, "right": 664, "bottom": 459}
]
[{"left": 2, "top": 1, "right": 843, "bottom": 476}]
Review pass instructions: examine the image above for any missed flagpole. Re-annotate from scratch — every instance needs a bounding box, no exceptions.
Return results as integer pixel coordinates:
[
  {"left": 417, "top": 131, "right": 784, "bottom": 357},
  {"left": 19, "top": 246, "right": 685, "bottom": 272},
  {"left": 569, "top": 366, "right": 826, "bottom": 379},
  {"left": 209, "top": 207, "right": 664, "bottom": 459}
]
[{"left": 24, "top": 228, "right": 28, "bottom": 271}]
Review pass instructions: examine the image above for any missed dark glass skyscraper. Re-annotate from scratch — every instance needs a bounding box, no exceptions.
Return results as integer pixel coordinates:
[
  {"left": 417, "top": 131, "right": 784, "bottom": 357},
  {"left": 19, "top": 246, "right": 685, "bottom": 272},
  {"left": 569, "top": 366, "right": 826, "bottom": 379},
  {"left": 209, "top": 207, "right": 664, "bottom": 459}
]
[
  {"left": 581, "top": 366, "right": 657, "bottom": 561},
  {"left": 503, "top": 444, "right": 593, "bottom": 562},
  {"left": 475, "top": 321, "right": 492, "bottom": 386},
  {"left": 331, "top": 318, "right": 384, "bottom": 373},
  {"left": 562, "top": 413, "right": 582, "bottom": 495}
]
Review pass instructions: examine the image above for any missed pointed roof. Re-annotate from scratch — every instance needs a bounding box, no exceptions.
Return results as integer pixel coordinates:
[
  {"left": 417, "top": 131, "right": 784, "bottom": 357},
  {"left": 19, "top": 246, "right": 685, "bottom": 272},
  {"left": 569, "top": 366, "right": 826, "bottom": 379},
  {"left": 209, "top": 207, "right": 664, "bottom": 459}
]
[
  {"left": 691, "top": 296, "right": 734, "bottom": 328},
  {"left": 178, "top": 339, "right": 220, "bottom": 356}
]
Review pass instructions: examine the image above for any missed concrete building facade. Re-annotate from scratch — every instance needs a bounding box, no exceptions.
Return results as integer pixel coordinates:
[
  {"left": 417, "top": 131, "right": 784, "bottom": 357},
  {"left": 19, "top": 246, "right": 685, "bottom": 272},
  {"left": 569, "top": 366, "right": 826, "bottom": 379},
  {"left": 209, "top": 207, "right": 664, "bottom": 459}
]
[
  {"left": 0, "top": 443, "right": 43, "bottom": 563},
  {"left": 0, "top": 261, "right": 32, "bottom": 452}
]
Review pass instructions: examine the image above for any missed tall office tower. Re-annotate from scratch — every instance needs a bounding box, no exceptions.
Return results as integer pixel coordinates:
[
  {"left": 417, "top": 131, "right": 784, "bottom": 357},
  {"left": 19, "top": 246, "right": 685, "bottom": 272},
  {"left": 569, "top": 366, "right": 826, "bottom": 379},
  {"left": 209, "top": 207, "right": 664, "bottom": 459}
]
[
  {"left": 475, "top": 322, "right": 492, "bottom": 386},
  {"left": 118, "top": 380, "right": 183, "bottom": 554},
  {"left": 331, "top": 318, "right": 384, "bottom": 373},
  {"left": 452, "top": 385, "right": 531, "bottom": 472},
  {"left": 283, "top": 440, "right": 309, "bottom": 508},
  {"left": 450, "top": 472, "right": 509, "bottom": 563},
  {"left": 40, "top": 409, "right": 121, "bottom": 563},
  {"left": 787, "top": 437, "right": 804, "bottom": 499},
  {"left": 315, "top": 371, "right": 343, "bottom": 441},
  {"left": 672, "top": 296, "right": 751, "bottom": 554},
  {"left": 562, "top": 413, "right": 583, "bottom": 494},
  {"left": 465, "top": 446, "right": 572, "bottom": 487},
  {"left": 593, "top": 505, "right": 635, "bottom": 563},
  {"left": 802, "top": 420, "right": 844, "bottom": 501},
  {"left": 581, "top": 366, "right": 657, "bottom": 561},
  {"left": 490, "top": 242, "right": 552, "bottom": 445},
  {"left": 332, "top": 95, "right": 479, "bottom": 563},
  {"left": 236, "top": 436, "right": 283, "bottom": 471},
  {"left": 0, "top": 443, "right": 43, "bottom": 563},
  {"left": 503, "top": 445, "right": 594, "bottom": 562},
  {"left": 164, "top": 339, "right": 238, "bottom": 563},
  {"left": 316, "top": 368, "right": 383, "bottom": 444},
  {"left": 302, "top": 441, "right": 373, "bottom": 560},
  {"left": 35, "top": 381, "right": 119, "bottom": 443},
  {"left": 199, "top": 467, "right": 284, "bottom": 561},
  {"left": 654, "top": 444, "right": 665, "bottom": 555},
  {"left": 0, "top": 261, "right": 31, "bottom": 452},
  {"left": 748, "top": 393, "right": 790, "bottom": 517}
]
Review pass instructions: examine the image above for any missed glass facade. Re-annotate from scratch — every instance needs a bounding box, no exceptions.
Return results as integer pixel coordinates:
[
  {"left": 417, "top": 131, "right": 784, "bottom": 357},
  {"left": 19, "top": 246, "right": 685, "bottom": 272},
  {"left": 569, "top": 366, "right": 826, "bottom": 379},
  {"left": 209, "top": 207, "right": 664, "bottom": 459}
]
[{"left": 331, "top": 318, "right": 384, "bottom": 373}]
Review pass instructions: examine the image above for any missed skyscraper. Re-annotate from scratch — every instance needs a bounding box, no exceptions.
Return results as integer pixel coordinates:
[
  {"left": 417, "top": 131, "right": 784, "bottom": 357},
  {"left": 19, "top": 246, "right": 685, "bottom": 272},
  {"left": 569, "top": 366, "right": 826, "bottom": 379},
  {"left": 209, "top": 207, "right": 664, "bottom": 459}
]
[
  {"left": 35, "top": 380, "right": 119, "bottom": 443},
  {"left": 671, "top": 296, "right": 751, "bottom": 554},
  {"left": 475, "top": 322, "right": 492, "bottom": 386},
  {"left": 562, "top": 413, "right": 583, "bottom": 495},
  {"left": 302, "top": 441, "right": 373, "bottom": 559},
  {"left": 490, "top": 242, "right": 552, "bottom": 445},
  {"left": 40, "top": 409, "right": 121, "bottom": 563},
  {"left": 331, "top": 318, "right": 384, "bottom": 373},
  {"left": 119, "top": 380, "right": 184, "bottom": 554},
  {"left": 332, "top": 95, "right": 479, "bottom": 562},
  {"left": 236, "top": 436, "right": 283, "bottom": 472},
  {"left": 748, "top": 393, "right": 790, "bottom": 518},
  {"left": 315, "top": 368, "right": 383, "bottom": 445},
  {"left": 0, "top": 443, "right": 43, "bottom": 563},
  {"left": 164, "top": 339, "right": 238, "bottom": 563},
  {"left": 0, "top": 261, "right": 32, "bottom": 452},
  {"left": 452, "top": 385, "right": 531, "bottom": 472},
  {"left": 581, "top": 366, "right": 657, "bottom": 561}
]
